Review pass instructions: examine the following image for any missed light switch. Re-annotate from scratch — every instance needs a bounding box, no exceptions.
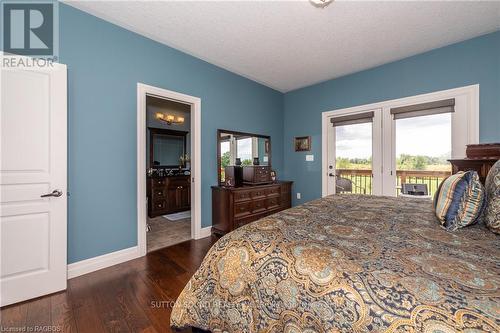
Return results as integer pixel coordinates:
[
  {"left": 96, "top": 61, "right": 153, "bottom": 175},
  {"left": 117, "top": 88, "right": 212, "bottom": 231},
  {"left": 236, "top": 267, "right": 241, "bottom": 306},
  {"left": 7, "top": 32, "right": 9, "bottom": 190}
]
[{"left": 306, "top": 154, "right": 314, "bottom": 161}]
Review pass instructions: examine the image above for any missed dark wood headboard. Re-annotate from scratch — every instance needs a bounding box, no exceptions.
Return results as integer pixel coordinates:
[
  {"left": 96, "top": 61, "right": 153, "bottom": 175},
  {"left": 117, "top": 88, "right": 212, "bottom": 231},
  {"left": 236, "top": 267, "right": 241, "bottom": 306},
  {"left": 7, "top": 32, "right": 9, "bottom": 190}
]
[{"left": 448, "top": 158, "right": 498, "bottom": 185}]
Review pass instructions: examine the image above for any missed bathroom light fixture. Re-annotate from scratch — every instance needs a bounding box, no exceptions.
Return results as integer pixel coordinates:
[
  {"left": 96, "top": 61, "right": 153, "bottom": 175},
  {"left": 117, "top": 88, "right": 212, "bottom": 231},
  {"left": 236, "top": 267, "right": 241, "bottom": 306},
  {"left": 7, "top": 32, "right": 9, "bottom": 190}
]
[
  {"left": 155, "top": 112, "right": 185, "bottom": 125},
  {"left": 310, "top": 0, "right": 334, "bottom": 8}
]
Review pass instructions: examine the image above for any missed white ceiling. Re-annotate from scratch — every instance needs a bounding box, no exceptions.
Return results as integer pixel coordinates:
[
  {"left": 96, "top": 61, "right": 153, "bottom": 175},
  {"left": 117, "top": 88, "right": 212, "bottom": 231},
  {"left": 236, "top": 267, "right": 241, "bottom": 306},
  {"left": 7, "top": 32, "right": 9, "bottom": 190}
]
[{"left": 65, "top": 0, "right": 500, "bottom": 92}]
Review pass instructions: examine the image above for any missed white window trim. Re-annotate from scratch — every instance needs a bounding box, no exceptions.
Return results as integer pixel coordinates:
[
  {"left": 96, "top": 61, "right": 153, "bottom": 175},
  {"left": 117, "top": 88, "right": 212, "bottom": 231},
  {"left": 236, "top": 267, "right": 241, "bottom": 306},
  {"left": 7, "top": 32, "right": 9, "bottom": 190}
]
[{"left": 321, "top": 84, "right": 479, "bottom": 197}]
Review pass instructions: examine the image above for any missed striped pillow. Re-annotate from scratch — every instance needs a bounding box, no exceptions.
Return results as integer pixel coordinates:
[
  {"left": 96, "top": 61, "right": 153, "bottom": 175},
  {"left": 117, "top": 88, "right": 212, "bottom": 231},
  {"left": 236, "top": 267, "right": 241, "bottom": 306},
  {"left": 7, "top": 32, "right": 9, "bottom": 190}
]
[{"left": 434, "top": 171, "right": 485, "bottom": 231}]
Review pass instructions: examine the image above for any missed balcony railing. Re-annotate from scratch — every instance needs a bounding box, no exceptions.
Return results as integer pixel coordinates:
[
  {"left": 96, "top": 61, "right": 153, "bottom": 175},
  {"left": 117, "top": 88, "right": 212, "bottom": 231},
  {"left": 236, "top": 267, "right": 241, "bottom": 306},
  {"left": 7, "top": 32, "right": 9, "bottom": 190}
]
[{"left": 335, "top": 169, "right": 451, "bottom": 196}]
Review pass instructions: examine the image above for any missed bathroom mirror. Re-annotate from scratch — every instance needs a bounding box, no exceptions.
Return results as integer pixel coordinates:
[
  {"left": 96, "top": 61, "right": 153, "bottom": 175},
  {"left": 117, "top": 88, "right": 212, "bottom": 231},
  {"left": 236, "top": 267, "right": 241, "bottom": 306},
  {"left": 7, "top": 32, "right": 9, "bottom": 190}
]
[{"left": 150, "top": 128, "right": 187, "bottom": 168}]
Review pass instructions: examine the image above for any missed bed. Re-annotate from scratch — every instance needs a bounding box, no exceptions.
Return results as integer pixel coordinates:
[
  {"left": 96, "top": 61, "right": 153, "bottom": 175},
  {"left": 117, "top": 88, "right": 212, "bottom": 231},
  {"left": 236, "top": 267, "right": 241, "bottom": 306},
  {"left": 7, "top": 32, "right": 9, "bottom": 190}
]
[{"left": 171, "top": 195, "right": 499, "bottom": 332}]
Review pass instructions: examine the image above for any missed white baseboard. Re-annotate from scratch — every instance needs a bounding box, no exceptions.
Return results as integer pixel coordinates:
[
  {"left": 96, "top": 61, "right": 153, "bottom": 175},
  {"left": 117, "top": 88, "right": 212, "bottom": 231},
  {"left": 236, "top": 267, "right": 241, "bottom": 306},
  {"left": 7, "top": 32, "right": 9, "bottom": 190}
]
[
  {"left": 197, "top": 226, "right": 212, "bottom": 239},
  {"left": 67, "top": 246, "right": 140, "bottom": 279},
  {"left": 68, "top": 227, "right": 212, "bottom": 279}
]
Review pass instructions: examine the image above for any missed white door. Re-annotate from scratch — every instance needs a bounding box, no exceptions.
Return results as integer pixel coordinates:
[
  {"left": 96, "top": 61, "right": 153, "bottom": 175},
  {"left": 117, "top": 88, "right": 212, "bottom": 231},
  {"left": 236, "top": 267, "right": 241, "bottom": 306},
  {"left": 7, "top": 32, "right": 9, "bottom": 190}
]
[
  {"left": 325, "top": 109, "right": 383, "bottom": 196},
  {"left": 1, "top": 56, "right": 67, "bottom": 306}
]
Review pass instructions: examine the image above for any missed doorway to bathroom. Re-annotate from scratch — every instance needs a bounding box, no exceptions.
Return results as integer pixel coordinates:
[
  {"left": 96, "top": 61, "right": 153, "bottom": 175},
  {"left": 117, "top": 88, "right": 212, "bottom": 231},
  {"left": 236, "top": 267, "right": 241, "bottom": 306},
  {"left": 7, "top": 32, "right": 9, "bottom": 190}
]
[
  {"left": 146, "top": 96, "right": 192, "bottom": 252},
  {"left": 137, "top": 83, "right": 202, "bottom": 256}
]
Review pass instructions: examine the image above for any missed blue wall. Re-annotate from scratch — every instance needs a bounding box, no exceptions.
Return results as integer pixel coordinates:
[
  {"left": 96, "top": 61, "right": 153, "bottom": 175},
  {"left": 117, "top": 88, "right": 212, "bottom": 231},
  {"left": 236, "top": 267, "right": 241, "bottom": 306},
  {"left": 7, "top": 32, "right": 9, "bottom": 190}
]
[
  {"left": 53, "top": 3, "right": 500, "bottom": 263},
  {"left": 283, "top": 31, "right": 500, "bottom": 206},
  {"left": 59, "top": 4, "right": 284, "bottom": 263}
]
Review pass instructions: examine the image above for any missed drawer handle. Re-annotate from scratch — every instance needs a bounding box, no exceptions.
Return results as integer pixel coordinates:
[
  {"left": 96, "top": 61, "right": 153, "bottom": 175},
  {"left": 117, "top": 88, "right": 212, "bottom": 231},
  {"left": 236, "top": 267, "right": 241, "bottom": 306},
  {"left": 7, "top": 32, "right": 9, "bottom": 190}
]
[{"left": 177, "top": 186, "right": 183, "bottom": 189}]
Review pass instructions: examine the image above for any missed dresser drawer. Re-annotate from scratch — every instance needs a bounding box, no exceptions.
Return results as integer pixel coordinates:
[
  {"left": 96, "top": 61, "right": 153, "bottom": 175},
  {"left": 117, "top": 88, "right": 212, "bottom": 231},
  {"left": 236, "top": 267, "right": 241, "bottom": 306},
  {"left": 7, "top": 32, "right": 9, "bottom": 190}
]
[
  {"left": 152, "top": 178, "right": 167, "bottom": 187},
  {"left": 266, "top": 197, "right": 280, "bottom": 210},
  {"left": 255, "top": 166, "right": 269, "bottom": 175},
  {"left": 252, "top": 199, "right": 267, "bottom": 214},
  {"left": 234, "top": 201, "right": 252, "bottom": 218},
  {"left": 152, "top": 200, "right": 167, "bottom": 210},
  {"left": 168, "top": 178, "right": 190, "bottom": 188},
  {"left": 266, "top": 186, "right": 280, "bottom": 197},
  {"left": 234, "top": 190, "right": 252, "bottom": 202},
  {"left": 255, "top": 174, "right": 270, "bottom": 183},
  {"left": 255, "top": 167, "right": 270, "bottom": 182},
  {"left": 151, "top": 188, "right": 167, "bottom": 198},
  {"left": 251, "top": 188, "right": 266, "bottom": 199}
]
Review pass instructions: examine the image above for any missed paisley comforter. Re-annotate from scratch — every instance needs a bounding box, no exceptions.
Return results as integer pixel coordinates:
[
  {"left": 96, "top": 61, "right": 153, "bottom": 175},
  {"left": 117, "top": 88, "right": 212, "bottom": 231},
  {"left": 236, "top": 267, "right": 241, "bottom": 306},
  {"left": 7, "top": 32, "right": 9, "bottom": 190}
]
[{"left": 171, "top": 195, "right": 499, "bottom": 332}]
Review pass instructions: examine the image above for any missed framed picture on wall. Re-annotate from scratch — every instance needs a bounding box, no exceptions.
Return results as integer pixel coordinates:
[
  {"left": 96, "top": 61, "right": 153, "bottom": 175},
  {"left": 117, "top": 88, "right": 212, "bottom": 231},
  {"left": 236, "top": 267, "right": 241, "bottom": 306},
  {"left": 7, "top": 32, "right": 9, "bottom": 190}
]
[{"left": 294, "top": 136, "right": 311, "bottom": 152}]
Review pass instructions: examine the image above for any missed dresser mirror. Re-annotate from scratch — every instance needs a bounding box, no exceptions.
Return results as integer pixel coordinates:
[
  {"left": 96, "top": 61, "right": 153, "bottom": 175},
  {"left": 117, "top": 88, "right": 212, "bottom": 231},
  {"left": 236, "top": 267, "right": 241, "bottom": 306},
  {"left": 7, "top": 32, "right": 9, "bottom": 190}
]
[
  {"left": 150, "top": 128, "right": 188, "bottom": 168},
  {"left": 217, "top": 129, "right": 271, "bottom": 184}
]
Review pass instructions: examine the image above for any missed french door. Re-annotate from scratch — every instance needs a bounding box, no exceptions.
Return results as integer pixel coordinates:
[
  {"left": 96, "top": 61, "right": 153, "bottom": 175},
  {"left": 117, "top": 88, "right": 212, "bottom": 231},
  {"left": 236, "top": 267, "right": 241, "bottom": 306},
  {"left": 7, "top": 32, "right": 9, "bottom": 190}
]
[
  {"left": 325, "top": 90, "right": 474, "bottom": 197},
  {"left": 326, "top": 109, "right": 383, "bottom": 196},
  {"left": 385, "top": 100, "right": 454, "bottom": 198}
]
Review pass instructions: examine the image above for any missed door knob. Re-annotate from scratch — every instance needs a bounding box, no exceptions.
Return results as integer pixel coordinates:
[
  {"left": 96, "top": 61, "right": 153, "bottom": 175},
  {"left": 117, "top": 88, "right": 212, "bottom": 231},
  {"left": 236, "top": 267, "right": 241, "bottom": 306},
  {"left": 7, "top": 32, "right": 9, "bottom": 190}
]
[
  {"left": 41, "top": 190, "right": 63, "bottom": 198},
  {"left": 328, "top": 173, "right": 335, "bottom": 177}
]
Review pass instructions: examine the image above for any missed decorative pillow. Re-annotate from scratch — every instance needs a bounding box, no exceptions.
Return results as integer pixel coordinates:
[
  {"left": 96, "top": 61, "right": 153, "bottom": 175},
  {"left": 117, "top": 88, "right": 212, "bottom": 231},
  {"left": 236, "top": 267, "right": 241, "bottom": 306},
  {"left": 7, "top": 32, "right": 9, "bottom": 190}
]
[
  {"left": 434, "top": 171, "right": 485, "bottom": 231},
  {"left": 484, "top": 159, "right": 500, "bottom": 234}
]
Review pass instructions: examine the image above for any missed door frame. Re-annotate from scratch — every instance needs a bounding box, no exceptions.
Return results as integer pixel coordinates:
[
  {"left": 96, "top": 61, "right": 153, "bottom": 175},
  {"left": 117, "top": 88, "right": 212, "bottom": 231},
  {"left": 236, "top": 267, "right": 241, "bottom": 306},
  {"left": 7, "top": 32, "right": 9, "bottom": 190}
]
[
  {"left": 137, "top": 83, "right": 202, "bottom": 257},
  {"left": 322, "top": 84, "right": 479, "bottom": 197}
]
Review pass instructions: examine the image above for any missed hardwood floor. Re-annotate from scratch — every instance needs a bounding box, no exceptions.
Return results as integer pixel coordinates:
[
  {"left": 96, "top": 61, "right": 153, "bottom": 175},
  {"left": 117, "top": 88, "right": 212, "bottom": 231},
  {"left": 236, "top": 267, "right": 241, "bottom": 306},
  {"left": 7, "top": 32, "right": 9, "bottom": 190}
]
[{"left": 0, "top": 237, "right": 217, "bottom": 333}]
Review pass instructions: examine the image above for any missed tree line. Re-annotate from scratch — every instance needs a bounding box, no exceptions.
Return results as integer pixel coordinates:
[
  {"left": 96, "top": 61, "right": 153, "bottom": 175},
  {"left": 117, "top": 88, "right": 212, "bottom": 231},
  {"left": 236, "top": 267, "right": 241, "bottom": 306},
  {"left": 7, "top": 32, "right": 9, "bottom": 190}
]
[{"left": 336, "top": 153, "right": 450, "bottom": 170}]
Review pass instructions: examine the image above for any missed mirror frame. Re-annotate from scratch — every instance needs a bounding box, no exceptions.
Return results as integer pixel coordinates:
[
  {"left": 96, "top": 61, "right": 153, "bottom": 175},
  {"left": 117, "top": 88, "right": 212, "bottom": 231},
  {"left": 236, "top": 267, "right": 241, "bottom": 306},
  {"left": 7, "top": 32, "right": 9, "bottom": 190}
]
[
  {"left": 149, "top": 127, "right": 188, "bottom": 168},
  {"left": 217, "top": 129, "right": 271, "bottom": 185}
]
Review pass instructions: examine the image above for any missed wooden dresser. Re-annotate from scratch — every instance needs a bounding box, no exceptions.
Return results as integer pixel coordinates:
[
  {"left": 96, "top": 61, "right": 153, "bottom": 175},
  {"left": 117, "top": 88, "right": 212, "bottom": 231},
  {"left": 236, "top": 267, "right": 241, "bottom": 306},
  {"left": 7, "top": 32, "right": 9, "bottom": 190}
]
[
  {"left": 211, "top": 181, "right": 293, "bottom": 235},
  {"left": 148, "top": 175, "right": 190, "bottom": 218}
]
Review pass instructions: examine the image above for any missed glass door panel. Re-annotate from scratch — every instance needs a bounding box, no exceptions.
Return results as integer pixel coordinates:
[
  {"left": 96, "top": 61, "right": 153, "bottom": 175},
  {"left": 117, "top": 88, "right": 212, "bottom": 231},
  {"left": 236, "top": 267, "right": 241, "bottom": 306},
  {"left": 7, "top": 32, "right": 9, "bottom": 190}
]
[
  {"left": 393, "top": 113, "right": 452, "bottom": 197},
  {"left": 334, "top": 122, "right": 373, "bottom": 195}
]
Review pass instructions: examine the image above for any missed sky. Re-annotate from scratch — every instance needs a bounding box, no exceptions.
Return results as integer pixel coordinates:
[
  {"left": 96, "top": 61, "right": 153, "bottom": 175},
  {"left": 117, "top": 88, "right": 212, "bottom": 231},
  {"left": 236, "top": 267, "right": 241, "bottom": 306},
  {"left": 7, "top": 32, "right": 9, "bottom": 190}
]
[
  {"left": 237, "top": 138, "right": 252, "bottom": 161},
  {"left": 221, "top": 141, "right": 230, "bottom": 155},
  {"left": 220, "top": 138, "right": 253, "bottom": 161},
  {"left": 336, "top": 113, "right": 451, "bottom": 159}
]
